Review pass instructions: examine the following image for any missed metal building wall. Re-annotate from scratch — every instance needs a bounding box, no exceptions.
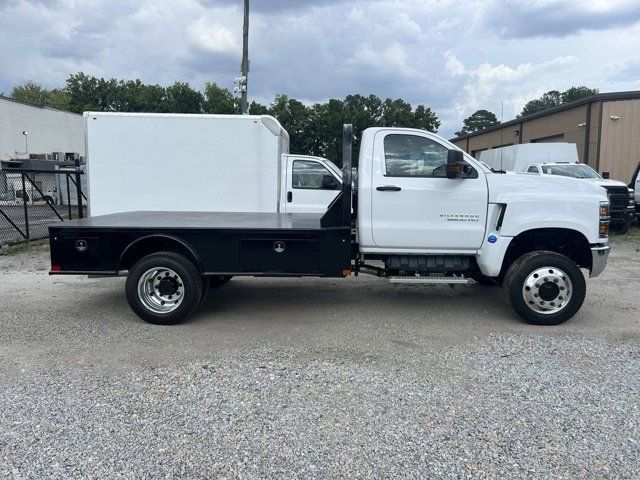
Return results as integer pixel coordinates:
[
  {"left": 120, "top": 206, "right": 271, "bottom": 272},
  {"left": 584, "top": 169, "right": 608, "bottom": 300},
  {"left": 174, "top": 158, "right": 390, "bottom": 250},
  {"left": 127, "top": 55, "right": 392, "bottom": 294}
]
[
  {"left": 598, "top": 100, "right": 640, "bottom": 183},
  {"left": 0, "top": 97, "right": 84, "bottom": 160}
]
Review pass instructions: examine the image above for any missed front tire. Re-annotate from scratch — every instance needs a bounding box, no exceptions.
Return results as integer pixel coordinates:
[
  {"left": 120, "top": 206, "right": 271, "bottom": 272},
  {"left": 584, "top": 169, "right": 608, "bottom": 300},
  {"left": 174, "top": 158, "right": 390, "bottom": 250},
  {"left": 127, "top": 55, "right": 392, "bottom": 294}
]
[
  {"left": 126, "top": 251, "right": 203, "bottom": 325},
  {"left": 503, "top": 251, "right": 586, "bottom": 325}
]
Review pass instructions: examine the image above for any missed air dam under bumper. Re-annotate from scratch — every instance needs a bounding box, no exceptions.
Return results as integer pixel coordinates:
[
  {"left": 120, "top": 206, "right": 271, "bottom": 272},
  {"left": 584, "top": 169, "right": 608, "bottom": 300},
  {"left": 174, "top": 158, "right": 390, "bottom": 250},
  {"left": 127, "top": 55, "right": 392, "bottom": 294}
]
[{"left": 590, "top": 244, "right": 610, "bottom": 278}]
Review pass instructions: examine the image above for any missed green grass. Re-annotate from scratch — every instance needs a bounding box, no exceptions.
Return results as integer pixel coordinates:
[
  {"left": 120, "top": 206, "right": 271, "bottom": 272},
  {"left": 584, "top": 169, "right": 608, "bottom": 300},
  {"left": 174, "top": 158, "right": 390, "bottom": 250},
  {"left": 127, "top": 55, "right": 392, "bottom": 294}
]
[{"left": 0, "top": 240, "right": 50, "bottom": 256}]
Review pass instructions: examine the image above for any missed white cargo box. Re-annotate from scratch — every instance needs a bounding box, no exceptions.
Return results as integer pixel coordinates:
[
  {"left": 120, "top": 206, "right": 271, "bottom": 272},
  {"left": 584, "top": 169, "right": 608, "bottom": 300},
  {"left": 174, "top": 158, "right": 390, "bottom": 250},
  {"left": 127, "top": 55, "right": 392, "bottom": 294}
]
[
  {"left": 85, "top": 112, "right": 290, "bottom": 217},
  {"left": 480, "top": 143, "right": 578, "bottom": 172}
]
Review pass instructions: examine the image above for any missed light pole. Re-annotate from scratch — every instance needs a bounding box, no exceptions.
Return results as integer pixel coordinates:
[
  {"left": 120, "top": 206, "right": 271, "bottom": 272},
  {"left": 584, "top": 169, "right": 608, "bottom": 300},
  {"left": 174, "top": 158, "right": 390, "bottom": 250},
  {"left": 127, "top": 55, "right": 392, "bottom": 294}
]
[{"left": 235, "top": 0, "right": 250, "bottom": 114}]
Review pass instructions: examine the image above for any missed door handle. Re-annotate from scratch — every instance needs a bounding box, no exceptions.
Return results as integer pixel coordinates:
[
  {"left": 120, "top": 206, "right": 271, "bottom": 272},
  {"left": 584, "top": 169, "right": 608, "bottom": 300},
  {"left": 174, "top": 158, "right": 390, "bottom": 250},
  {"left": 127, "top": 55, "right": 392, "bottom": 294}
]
[
  {"left": 287, "top": 191, "right": 292, "bottom": 202},
  {"left": 376, "top": 185, "right": 401, "bottom": 191}
]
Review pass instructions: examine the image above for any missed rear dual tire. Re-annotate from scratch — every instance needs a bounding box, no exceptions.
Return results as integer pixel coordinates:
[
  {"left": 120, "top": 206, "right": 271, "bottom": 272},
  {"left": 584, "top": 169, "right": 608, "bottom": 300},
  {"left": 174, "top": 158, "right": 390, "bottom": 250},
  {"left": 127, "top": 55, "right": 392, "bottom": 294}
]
[
  {"left": 126, "top": 252, "right": 203, "bottom": 325},
  {"left": 503, "top": 251, "right": 586, "bottom": 326}
]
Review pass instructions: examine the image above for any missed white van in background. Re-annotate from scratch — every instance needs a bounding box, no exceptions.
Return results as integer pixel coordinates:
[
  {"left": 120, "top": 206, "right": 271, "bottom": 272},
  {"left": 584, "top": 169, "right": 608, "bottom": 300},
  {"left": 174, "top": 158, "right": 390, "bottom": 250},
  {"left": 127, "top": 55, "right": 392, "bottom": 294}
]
[
  {"left": 85, "top": 112, "right": 342, "bottom": 217},
  {"left": 481, "top": 143, "right": 634, "bottom": 233}
]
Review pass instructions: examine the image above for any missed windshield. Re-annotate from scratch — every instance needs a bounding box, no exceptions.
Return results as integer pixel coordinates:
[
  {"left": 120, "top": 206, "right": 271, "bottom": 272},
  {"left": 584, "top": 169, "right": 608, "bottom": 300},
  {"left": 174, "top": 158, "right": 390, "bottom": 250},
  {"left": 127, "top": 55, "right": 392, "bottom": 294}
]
[
  {"left": 540, "top": 164, "right": 601, "bottom": 179},
  {"left": 322, "top": 160, "right": 342, "bottom": 179}
]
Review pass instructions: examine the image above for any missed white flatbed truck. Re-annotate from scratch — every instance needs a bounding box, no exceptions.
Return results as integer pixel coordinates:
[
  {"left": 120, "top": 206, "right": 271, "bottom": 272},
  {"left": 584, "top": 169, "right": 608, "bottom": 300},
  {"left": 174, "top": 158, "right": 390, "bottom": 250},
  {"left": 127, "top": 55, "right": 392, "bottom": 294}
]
[{"left": 49, "top": 119, "right": 611, "bottom": 326}]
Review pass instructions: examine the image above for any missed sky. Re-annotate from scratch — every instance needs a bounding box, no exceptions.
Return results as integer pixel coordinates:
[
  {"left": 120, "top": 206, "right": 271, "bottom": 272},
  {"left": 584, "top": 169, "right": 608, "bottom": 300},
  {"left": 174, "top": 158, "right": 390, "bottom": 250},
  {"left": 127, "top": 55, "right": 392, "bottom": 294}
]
[{"left": 1, "top": 0, "right": 640, "bottom": 138}]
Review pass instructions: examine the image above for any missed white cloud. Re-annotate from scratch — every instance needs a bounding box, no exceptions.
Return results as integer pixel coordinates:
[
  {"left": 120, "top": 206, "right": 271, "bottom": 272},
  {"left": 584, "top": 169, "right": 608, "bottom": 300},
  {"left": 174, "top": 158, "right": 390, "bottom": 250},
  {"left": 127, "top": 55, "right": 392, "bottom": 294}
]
[
  {"left": 185, "top": 11, "right": 240, "bottom": 53},
  {"left": 445, "top": 53, "right": 465, "bottom": 76},
  {"left": 1, "top": 0, "right": 639, "bottom": 138}
]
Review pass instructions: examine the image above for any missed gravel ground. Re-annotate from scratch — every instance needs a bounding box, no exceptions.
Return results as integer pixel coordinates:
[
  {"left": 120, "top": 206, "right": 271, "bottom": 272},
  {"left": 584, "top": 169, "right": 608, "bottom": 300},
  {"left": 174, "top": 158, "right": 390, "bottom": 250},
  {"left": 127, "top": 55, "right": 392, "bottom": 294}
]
[{"left": 1, "top": 230, "right": 639, "bottom": 479}]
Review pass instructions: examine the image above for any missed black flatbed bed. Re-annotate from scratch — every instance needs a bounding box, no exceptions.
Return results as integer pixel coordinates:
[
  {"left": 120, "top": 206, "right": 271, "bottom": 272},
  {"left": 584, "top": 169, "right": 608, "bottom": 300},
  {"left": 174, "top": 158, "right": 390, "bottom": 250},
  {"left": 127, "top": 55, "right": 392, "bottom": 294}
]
[
  {"left": 57, "top": 211, "right": 330, "bottom": 231},
  {"left": 49, "top": 209, "right": 352, "bottom": 277},
  {"left": 46, "top": 124, "right": 356, "bottom": 324}
]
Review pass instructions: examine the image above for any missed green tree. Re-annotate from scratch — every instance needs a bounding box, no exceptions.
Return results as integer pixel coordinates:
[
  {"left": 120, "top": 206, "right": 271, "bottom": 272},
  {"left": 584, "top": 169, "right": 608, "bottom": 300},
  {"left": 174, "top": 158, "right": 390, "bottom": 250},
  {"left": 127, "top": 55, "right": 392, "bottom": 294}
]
[
  {"left": 561, "top": 86, "right": 598, "bottom": 103},
  {"left": 10, "top": 80, "right": 71, "bottom": 110},
  {"left": 411, "top": 104, "right": 440, "bottom": 132},
  {"left": 306, "top": 98, "right": 345, "bottom": 164},
  {"left": 268, "top": 94, "right": 310, "bottom": 154},
  {"left": 381, "top": 98, "right": 414, "bottom": 127},
  {"left": 163, "top": 82, "right": 203, "bottom": 113},
  {"left": 519, "top": 87, "right": 598, "bottom": 117},
  {"left": 65, "top": 72, "right": 119, "bottom": 113},
  {"left": 112, "top": 79, "right": 166, "bottom": 112},
  {"left": 248, "top": 100, "right": 269, "bottom": 115},
  {"left": 455, "top": 109, "right": 499, "bottom": 136},
  {"left": 203, "top": 82, "right": 237, "bottom": 114},
  {"left": 11, "top": 80, "right": 50, "bottom": 105},
  {"left": 520, "top": 90, "right": 562, "bottom": 117}
]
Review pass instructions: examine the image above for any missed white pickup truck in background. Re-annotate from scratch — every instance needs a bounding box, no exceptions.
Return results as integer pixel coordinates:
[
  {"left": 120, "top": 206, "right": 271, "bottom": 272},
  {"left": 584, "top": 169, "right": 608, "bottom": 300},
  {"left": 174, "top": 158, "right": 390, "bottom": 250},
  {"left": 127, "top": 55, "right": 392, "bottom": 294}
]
[
  {"left": 85, "top": 113, "right": 343, "bottom": 217},
  {"left": 481, "top": 143, "right": 635, "bottom": 233}
]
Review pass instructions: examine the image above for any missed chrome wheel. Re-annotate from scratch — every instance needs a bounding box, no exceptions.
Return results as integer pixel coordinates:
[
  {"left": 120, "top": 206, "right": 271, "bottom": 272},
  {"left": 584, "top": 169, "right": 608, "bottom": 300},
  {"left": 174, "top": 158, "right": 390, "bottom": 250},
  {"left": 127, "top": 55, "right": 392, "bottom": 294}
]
[
  {"left": 137, "top": 267, "right": 185, "bottom": 314},
  {"left": 522, "top": 266, "right": 572, "bottom": 315}
]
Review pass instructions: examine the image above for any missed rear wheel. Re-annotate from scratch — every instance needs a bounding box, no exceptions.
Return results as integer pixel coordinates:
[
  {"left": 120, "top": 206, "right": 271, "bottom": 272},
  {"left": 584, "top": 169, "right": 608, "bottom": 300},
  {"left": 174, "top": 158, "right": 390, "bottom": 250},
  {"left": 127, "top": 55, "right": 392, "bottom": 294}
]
[
  {"left": 503, "top": 251, "right": 586, "bottom": 325},
  {"left": 126, "top": 251, "right": 203, "bottom": 325}
]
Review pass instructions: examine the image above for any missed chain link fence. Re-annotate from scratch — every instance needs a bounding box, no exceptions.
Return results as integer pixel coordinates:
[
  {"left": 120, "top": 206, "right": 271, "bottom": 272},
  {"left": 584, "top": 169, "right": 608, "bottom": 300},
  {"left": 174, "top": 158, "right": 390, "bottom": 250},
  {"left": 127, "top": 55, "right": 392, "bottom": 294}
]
[{"left": 0, "top": 169, "right": 87, "bottom": 247}]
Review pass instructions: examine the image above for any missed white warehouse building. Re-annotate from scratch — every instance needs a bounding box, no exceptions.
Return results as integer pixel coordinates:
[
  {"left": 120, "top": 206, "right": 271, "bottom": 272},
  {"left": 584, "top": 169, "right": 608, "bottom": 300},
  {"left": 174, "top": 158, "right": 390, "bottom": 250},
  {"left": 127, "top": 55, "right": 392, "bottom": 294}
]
[{"left": 0, "top": 95, "right": 84, "bottom": 167}]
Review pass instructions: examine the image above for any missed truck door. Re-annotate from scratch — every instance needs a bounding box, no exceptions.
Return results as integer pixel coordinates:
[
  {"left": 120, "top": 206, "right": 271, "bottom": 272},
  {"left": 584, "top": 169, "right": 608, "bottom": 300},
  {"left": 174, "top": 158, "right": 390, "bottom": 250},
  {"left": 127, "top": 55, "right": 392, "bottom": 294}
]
[
  {"left": 285, "top": 158, "right": 341, "bottom": 214},
  {"left": 370, "top": 130, "right": 488, "bottom": 251}
]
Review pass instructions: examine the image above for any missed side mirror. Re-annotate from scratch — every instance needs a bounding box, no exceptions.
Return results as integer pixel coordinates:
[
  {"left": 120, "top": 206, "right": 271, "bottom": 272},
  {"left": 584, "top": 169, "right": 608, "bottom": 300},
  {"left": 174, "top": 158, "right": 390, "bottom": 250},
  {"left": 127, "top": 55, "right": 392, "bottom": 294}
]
[
  {"left": 446, "top": 150, "right": 465, "bottom": 179},
  {"left": 601, "top": 171, "right": 610, "bottom": 179},
  {"left": 322, "top": 174, "right": 339, "bottom": 190}
]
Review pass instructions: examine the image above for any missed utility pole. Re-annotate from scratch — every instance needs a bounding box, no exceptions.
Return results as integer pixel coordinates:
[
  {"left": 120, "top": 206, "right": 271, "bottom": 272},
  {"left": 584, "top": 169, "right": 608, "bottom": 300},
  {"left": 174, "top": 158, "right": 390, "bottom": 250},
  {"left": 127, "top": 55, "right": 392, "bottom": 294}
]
[{"left": 236, "top": 0, "right": 250, "bottom": 114}]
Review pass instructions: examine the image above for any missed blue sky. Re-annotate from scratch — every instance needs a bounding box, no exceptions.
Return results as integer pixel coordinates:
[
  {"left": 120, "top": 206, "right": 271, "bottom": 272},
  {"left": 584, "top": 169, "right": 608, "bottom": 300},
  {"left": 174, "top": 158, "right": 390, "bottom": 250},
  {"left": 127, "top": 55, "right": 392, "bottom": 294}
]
[{"left": 1, "top": 0, "right": 640, "bottom": 138}]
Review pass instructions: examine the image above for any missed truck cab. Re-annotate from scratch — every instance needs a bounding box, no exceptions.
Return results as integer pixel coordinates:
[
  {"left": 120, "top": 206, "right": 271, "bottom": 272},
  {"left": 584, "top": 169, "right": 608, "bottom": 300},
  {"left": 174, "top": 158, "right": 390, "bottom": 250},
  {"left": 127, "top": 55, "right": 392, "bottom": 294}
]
[{"left": 281, "top": 154, "right": 342, "bottom": 214}]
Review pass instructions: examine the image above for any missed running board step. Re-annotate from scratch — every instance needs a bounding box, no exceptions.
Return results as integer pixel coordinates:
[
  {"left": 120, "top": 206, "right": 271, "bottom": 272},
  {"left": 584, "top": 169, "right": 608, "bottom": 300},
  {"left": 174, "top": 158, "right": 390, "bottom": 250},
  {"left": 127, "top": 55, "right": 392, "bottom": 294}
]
[{"left": 388, "top": 275, "right": 470, "bottom": 285}]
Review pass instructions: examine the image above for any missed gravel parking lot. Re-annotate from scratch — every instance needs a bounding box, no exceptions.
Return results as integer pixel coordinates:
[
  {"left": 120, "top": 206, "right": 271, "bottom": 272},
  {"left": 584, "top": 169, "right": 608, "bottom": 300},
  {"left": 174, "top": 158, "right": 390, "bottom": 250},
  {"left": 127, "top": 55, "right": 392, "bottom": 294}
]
[{"left": 1, "top": 230, "right": 639, "bottom": 478}]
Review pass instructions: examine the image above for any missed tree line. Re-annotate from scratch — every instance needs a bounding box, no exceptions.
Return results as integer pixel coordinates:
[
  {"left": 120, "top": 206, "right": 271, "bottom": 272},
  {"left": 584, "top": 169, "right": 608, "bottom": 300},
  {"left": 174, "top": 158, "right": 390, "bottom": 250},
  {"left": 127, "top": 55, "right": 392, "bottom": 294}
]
[
  {"left": 8, "top": 73, "right": 440, "bottom": 165},
  {"left": 7, "top": 73, "right": 601, "bottom": 151},
  {"left": 455, "top": 86, "right": 599, "bottom": 137}
]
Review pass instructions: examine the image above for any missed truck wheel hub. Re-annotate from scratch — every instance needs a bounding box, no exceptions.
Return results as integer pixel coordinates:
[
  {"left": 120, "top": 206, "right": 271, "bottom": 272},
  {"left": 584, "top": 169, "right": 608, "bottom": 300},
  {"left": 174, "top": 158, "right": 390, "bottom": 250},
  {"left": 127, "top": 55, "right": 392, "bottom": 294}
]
[
  {"left": 522, "top": 267, "right": 572, "bottom": 315},
  {"left": 137, "top": 267, "right": 185, "bottom": 314}
]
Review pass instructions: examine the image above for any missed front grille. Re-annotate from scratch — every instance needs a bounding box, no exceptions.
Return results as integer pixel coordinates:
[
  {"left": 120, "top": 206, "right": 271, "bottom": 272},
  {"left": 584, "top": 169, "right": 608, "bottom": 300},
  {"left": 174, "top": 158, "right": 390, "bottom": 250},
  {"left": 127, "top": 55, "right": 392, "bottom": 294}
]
[{"left": 603, "top": 186, "right": 630, "bottom": 211}]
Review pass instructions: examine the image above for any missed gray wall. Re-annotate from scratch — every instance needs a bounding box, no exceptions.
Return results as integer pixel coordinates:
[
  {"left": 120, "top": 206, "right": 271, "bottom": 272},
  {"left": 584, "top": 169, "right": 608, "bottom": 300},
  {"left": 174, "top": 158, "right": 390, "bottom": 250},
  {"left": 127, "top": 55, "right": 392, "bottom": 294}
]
[{"left": 0, "top": 97, "right": 84, "bottom": 160}]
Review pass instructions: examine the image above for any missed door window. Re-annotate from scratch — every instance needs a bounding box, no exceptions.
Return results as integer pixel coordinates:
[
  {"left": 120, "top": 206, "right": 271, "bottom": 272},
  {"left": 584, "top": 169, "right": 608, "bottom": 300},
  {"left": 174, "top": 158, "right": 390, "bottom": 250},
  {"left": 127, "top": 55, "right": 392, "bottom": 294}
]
[
  {"left": 292, "top": 160, "right": 335, "bottom": 189},
  {"left": 527, "top": 166, "right": 539, "bottom": 173},
  {"left": 384, "top": 134, "right": 449, "bottom": 177}
]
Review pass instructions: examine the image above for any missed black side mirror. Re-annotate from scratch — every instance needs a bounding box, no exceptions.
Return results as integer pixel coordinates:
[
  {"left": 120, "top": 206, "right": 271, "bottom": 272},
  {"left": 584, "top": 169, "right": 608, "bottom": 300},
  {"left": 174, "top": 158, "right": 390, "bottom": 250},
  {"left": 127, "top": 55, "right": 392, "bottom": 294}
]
[
  {"left": 322, "top": 174, "right": 339, "bottom": 190},
  {"left": 601, "top": 171, "right": 610, "bottom": 179},
  {"left": 446, "top": 150, "right": 465, "bottom": 179}
]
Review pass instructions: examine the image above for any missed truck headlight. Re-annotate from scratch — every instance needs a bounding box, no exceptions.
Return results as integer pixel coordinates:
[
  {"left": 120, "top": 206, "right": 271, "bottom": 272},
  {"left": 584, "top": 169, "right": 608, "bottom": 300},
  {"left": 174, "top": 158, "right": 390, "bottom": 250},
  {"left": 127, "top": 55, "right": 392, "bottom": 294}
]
[
  {"left": 599, "top": 202, "right": 610, "bottom": 238},
  {"left": 628, "top": 188, "right": 635, "bottom": 207}
]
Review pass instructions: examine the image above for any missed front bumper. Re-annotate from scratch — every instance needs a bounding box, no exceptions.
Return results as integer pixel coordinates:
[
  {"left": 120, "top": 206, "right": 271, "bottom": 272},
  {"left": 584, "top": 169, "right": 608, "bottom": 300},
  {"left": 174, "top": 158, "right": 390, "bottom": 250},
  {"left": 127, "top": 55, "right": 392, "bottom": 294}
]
[
  {"left": 610, "top": 207, "right": 634, "bottom": 224},
  {"left": 590, "top": 244, "right": 610, "bottom": 278}
]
